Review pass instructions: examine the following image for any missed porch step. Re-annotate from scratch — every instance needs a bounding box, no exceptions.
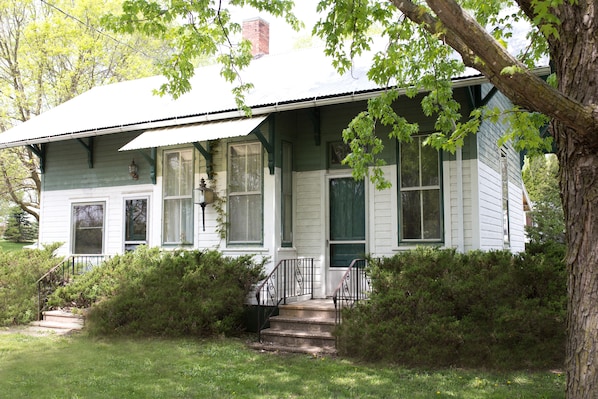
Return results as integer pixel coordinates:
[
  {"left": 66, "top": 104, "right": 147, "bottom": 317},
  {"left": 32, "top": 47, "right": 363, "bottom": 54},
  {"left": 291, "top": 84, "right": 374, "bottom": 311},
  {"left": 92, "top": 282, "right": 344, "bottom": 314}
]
[
  {"left": 29, "top": 310, "right": 85, "bottom": 334},
  {"left": 254, "top": 299, "right": 337, "bottom": 355}
]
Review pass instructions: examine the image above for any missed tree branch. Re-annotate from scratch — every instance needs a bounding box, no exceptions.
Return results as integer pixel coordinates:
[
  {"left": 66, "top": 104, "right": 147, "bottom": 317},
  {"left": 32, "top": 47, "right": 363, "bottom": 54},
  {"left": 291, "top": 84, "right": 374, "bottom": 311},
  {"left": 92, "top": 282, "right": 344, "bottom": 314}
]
[{"left": 391, "top": 0, "right": 598, "bottom": 141}]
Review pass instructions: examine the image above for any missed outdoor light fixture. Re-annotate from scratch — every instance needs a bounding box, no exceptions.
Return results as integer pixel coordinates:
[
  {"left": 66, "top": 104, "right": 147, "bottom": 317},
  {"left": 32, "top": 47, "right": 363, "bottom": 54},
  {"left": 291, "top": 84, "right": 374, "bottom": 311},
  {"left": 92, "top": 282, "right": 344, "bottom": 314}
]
[
  {"left": 129, "top": 160, "right": 139, "bottom": 180},
  {"left": 194, "top": 178, "right": 215, "bottom": 231}
]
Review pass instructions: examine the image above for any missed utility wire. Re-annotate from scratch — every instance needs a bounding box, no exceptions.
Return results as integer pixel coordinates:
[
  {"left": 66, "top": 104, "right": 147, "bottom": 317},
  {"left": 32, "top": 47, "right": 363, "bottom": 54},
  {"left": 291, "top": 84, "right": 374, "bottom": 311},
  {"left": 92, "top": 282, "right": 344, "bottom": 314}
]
[{"left": 38, "top": 0, "right": 159, "bottom": 61}]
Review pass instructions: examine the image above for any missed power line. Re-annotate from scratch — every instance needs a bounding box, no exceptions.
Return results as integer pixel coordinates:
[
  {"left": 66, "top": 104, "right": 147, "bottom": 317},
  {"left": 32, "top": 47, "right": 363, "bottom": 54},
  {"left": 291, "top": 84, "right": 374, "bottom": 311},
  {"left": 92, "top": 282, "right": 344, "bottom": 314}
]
[{"left": 38, "top": 0, "right": 159, "bottom": 61}]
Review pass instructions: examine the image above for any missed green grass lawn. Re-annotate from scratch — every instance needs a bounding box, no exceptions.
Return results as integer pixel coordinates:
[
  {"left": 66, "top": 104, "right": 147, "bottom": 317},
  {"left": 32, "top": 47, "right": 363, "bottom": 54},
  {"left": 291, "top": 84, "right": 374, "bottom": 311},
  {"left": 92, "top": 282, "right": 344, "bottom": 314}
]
[
  {"left": 0, "top": 332, "right": 564, "bottom": 399},
  {"left": 0, "top": 240, "right": 34, "bottom": 252}
]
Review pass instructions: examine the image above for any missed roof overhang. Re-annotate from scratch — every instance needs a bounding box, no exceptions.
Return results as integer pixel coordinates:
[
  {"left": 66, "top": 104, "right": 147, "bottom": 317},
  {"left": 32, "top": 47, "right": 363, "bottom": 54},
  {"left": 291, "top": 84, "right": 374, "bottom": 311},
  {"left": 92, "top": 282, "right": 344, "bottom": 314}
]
[{"left": 118, "top": 115, "right": 269, "bottom": 151}]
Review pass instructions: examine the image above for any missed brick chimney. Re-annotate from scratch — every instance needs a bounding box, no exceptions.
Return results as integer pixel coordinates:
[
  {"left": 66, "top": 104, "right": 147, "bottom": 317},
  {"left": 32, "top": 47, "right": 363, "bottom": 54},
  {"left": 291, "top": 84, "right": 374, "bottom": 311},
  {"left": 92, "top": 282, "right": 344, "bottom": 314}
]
[{"left": 242, "top": 17, "right": 269, "bottom": 57}]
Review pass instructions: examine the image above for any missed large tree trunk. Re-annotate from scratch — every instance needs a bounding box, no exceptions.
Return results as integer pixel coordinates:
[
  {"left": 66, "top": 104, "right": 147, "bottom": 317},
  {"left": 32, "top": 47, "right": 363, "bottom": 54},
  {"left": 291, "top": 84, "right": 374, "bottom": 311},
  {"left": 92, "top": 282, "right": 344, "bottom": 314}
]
[
  {"left": 556, "top": 120, "right": 598, "bottom": 398},
  {"left": 551, "top": 4, "right": 598, "bottom": 397}
]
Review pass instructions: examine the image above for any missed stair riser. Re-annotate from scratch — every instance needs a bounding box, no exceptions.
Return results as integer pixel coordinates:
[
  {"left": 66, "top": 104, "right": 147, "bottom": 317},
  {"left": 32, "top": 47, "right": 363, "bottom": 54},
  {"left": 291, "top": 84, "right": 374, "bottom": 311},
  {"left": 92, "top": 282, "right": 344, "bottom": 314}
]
[
  {"left": 43, "top": 315, "right": 84, "bottom": 325},
  {"left": 269, "top": 320, "right": 335, "bottom": 334},
  {"left": 278, "top": 309, "right": 335, "bottom": 319},
  {"left": 261, "top": 334, "right": 335, "bottom": 349}
]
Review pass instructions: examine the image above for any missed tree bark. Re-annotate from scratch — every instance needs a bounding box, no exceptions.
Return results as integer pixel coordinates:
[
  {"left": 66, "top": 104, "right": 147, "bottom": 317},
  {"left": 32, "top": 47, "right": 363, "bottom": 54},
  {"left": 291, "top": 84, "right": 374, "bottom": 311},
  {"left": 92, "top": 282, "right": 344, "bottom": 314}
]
[
  {"left": 391, "top": 1, "right": 598, "bottom": 397},
  {"left": 550, "top": 2, "right": 598, "bottom": 398}
]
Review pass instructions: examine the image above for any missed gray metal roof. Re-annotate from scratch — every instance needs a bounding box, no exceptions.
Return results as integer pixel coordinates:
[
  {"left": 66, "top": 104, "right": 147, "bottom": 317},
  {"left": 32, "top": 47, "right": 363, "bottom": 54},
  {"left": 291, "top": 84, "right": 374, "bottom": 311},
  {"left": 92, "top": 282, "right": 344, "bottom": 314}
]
[{"left": 0, "top": 44, "right": 486, "bottom": 148}]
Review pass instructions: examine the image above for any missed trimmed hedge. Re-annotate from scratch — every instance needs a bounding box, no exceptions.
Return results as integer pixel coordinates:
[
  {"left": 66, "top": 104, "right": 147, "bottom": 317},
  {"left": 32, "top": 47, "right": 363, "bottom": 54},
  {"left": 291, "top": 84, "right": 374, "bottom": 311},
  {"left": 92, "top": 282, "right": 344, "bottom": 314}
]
[
  {"left": 336, "top": 247, "right": 566, "bottom": 369},
  {"left": 49, "top": 247, "right": 265, "bottom": 337}
]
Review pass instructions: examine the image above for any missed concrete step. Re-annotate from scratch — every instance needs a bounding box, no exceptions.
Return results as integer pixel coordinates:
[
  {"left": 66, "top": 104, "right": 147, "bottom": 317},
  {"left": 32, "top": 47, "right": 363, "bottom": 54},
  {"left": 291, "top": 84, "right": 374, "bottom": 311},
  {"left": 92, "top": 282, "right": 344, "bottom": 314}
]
[
  {"left": 260, "top": 328, "right": 336, "bottom": 350},
  {"left": 30, "top": 320, "right": 84, "bottom": 330},
  {"left": 42, "top": 310, "right": 85, "bottom": 326},
  {"left": 248, "top": 341, "right": 336, "bottom": 356},
  {"left": 269, "top": 316, "right": 336, "bottom": 334},
  {"left": 277, "top": 300, "right": 336, "bottom": 320}
]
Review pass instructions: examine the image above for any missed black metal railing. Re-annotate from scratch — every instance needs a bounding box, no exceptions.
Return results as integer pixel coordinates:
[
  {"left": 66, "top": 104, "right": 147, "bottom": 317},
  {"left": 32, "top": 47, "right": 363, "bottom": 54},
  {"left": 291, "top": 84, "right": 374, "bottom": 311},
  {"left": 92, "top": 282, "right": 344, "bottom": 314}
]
[
  {"left": 255, "top": 258, "right": 314, "bottom": 341},
  {"left": 36, "top": 254, "right": 110, "bottom": 320},
  {"left": 332, "top": 259, "right": 371, "bottom": 324}
]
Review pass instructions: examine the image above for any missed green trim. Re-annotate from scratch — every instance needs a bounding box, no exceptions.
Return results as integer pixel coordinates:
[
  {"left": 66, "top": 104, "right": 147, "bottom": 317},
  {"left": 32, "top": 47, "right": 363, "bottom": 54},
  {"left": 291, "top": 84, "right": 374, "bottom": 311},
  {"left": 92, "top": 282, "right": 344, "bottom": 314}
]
[
  {"left": 136, "top": 148, "right": 157, "bottom": 184},
  {"left": 192, "top": 141, "right": 213, "bottom": 179},
  {"left": 397, "top": 135, "right": 445, "bottom": 245},
  {"left": 252, "top": 117, "right": 275, "bottom": 175},
  {"left": 27, "top": 144, "right": 46, "bottom": 173},
  {"left": 76, "top": 138, "right": 94, "bottom": 168}
]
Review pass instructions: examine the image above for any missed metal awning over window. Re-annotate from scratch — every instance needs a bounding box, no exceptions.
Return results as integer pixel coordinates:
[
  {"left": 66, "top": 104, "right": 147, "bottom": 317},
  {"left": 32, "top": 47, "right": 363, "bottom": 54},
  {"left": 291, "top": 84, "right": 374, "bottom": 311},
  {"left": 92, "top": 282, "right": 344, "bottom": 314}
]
[{"left": 118, "top": 115, "right": 268, "bottom": 152}]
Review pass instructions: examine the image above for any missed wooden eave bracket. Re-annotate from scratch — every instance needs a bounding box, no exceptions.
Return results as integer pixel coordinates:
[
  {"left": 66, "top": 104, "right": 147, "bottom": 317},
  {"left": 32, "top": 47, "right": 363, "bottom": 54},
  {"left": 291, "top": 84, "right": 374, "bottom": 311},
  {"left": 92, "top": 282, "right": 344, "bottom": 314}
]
[
  {"left": 27, "top": 143, "right": 47, "bottom": 174},
  {"left": 136, "top": 147, "right": 157, "bottom": 184},
  {"left": 253, "top": 118, "right": 275, "bottom": 175},
  {"left": 467, "top": 84, "right": 498, "bottom": 108},
  {"left": 192, "top": 142, "right": 213, "bottom": 180},
  {"left": 76, "top": 137, "right": 94, "bottom": 168}
]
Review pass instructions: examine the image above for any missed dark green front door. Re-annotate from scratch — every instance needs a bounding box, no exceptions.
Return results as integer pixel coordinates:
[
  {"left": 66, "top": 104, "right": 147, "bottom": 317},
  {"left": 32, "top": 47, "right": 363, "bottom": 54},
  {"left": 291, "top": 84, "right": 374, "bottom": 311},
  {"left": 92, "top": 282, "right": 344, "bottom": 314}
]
[{"left": 329, "top": 177, "right": 366, "bottom": 267}]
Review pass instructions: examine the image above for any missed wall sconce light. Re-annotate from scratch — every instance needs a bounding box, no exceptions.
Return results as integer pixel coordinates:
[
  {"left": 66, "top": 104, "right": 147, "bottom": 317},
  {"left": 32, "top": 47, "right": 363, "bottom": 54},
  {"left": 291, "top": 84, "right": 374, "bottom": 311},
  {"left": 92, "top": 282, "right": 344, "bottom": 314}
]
[
  {"left": 194, "top": 178, "right": 215, "bottom": 231},
  {"left": 129, "top": 160, "right": 139, "bottom": 180}
]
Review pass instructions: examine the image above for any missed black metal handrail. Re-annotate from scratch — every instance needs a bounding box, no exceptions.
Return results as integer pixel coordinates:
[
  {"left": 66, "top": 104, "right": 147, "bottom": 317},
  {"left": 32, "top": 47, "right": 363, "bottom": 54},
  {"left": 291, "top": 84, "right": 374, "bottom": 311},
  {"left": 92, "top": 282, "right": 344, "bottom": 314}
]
[
  {"left": 36, "top": 254, "right": 110, "bottom": 320},
  {"left": 255, "top": 258, "right": 314, "bottom": 341},
  {"left": 332, "top": 259, "right": 371, "bottom": 324}
]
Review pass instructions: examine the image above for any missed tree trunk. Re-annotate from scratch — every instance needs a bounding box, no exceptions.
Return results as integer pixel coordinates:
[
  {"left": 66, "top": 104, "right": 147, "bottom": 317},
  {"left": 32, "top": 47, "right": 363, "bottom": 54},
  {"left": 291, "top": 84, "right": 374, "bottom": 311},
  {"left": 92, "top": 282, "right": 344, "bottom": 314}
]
[
  {"left": 550, "top": 3, "right": 598, "bottom": 397},
  {"left": 556, "top": 120, "right": 598, "bottom": 398}
]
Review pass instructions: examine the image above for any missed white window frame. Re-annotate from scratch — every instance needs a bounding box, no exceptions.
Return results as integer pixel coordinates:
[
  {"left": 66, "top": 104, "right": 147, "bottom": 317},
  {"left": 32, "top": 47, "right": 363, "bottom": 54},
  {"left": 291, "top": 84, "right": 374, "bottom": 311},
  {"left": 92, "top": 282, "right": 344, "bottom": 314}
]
[
  {"left": 124, "top": 196, "right": 149, "bottom": 252},
  {"left": 162, "top": 149, "right": 194, "bottom": 245},
  {"left": 227, "top": 142, "right": 263, "bottom": 245},
  {"left": 71, "top": 201, "right": 106, "bottom": 255},
  {"left": 398, "top": 135, "right": 443, "bottom": 243}
]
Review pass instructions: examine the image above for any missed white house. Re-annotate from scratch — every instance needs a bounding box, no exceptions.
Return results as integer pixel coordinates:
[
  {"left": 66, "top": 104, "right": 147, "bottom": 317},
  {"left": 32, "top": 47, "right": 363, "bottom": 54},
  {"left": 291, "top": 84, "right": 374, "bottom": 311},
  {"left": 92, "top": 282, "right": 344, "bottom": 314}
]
[{"left": 0, "top": 18, "right": 533, "bottom": 298}]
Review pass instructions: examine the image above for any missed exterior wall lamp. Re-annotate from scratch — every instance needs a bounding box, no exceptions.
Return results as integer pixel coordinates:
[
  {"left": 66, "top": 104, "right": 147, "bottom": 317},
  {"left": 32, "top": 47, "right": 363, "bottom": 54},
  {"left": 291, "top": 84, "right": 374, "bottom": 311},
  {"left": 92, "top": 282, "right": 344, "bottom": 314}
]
[
  {"left": 194, "top": 178, "right": 215, "bottom": 231},
  {"left": 129, "top": 160, "right": 139, "bottom": 180}
]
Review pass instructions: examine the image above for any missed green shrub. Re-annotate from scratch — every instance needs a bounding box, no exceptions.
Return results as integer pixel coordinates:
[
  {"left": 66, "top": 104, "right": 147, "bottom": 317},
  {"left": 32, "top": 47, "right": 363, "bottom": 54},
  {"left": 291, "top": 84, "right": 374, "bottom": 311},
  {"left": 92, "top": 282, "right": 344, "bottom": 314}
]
[
  {"left": 0, "top": 244, "right": 61, "bottom": 326},
  {"left": 49, "top": 247, "right": 265, "bottom": 337},
  {"left": 336, "top": 247, "right": 566, "bottom": 369}
]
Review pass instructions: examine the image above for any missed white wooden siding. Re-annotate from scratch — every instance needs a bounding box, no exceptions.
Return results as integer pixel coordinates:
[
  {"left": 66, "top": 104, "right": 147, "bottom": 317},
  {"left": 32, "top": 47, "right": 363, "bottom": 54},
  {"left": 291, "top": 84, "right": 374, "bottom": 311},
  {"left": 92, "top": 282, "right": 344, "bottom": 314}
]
[
  {"left": 293, "top": 170, "right": 325, "bottom": 297},
  {"left": 40, "top": 185, "right": 157, "bottom": 257}
]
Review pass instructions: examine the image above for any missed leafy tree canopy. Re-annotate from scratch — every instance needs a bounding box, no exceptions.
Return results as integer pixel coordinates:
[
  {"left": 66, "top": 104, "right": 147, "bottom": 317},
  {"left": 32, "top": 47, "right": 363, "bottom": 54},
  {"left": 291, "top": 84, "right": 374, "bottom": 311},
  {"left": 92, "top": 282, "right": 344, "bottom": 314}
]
[{"left": 0, "top": 0, "right": 166, "bottom": 220}]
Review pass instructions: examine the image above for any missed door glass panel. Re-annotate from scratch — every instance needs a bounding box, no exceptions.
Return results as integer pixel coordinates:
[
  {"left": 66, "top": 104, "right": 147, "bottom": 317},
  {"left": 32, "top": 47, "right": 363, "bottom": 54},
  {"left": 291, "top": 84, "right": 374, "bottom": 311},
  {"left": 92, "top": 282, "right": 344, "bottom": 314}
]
[
  {"left": 329, "top": 178, "right": 365, "bottom": 268},
  {"left": 330, "top": 243, "right": 366, "bottom": 267},
  {"left": 329, "top": 178, "right": 365, "bottom": 241}
]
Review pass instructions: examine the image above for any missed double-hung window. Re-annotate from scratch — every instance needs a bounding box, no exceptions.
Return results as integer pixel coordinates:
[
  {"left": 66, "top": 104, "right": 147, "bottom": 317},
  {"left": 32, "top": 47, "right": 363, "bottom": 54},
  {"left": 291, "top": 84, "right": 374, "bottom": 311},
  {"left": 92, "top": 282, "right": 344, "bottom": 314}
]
[
  {"left": 163, "top": 149, "right": 193, "bottom": 245},
  {"left": 399, "top": 136, "right": 442, "bottom": 242},
  {"left": 228, "top": 142, "right": 263, "bottom": 244},
  {"left": 72, "top": 202, "right": 105, "bottom": 254}
]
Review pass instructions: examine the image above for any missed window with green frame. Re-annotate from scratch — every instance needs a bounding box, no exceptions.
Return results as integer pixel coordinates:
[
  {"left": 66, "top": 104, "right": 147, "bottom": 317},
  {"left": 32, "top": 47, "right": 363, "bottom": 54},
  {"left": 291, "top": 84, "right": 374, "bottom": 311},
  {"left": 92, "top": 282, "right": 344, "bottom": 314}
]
[
  {"left": 398, "top": 136, "right": 442, "bottom": 242},
  {"left": 163, "top": 149, "right": 193, "bottom": 245},
  {"left": 281, "top": 141, "right": 293, "bottom": 246},
  {"left": 228, "top": 142, "right": 263, "bottom": 244}
]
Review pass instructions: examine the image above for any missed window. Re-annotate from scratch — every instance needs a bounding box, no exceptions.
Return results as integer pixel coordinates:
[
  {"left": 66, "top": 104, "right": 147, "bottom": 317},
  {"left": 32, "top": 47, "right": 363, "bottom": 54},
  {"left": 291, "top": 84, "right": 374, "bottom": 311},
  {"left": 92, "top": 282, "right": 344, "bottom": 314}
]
[
  {"left": 228, "top": 142, "right": 262, "bottom": 244},
  {"left": 501, "top": 150, "right": 510, "bottom": 246},
  {"left": 163, "top": 150, "right": 193, "bottom": 245},
  {"left": 281, "top": 141, "right": 293, "bottom": 246},
  {"left": 399, "top": 136, "right": 442, "bottom": 242},
  {"left": 328, "top": 141, "right": 351, "bottom": 168},
  {"left": 72, "top": 202, "right": 105, "bottom": 254},
  {"left": 125, "top": 198, "right": 148, "bottom": 251}
]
